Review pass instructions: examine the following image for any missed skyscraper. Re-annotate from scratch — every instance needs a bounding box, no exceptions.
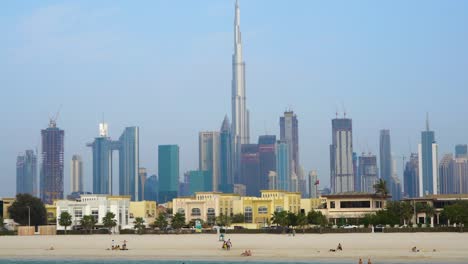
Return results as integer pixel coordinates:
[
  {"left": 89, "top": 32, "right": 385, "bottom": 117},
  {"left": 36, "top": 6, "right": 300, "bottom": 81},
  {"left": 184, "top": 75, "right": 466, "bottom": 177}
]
[
  {"left": 144, "top": 174, "right": 158, "bottom": 202},
  {"left": 330, "top": 117, "right": 354, "bottom": 193},
  {"left": 88, "top": 123, "right": 115, "bottom": 195},
  {"left": 276, "top": 141, "right": 290, "bottom": 192},
  {"left": 280, "top": 111, "right": 299, "bottom": 175},
  {"left": 199, "top": 131, "right": 220, "bottom": 192},
  {"left": 232, "top": 0, "right": 250, "bottom": 185},
  {"left": 16, "top": 150, "right": 37, "bottom": 196},
  {"left": 40, "top": 119, "right": 64, "bottom": 204},
  {"left": 139, "top": 168, "right": 147, "bottom": 201},
  {"left": 219, "top": 116, "right": 233, "bottom": 193},
  {"left": 158, "top": 145, "right": 179, "bottom": 203},
  {"left": 70, "top": 155, "right": 83, "bottom": 193},
  {"left": 404, "top": 153, "right": 419, "bottom": 198},
  {"left": 439, "top": 154, "right": 454, "bottom": 194},
  {"left": 308, "top": 170, "right": 318, "bottom": 198},
  {"left": 455, "top": 144, "right": 468, "bottom": 158},
  {"left": 453, "top": 157, "right": 468, "bottom": 194},
  {"left": 359, "top": 153, "right": 378, "bottom": 193},
  {"left": 418, "top": 115, "right": 438, "bottom": 196},
  {"left": 390, "top": 158, "right": 403, "bottom": 201},
  {"left": 118, "top": 127, "right": 140, "bottom": 201},
  {"left": 379, "top": 130, "right": 392, "bottom": 184},
  {"left": 258, "top": 135, "right": 276, "bottom": 192},
  {"left": 240, "top": 144, "right": 260, "bottom": 196}
]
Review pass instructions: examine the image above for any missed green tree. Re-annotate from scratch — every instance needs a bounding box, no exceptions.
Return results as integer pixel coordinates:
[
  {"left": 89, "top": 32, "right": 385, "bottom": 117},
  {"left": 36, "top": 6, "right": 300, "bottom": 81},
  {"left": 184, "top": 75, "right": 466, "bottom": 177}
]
[
  {"left": 58, "top": 211, "right": 72, "bottom": 234},
  {"left": 8, "top": 193, "right": 47, "bottom": 226},
  {"left": 286, "top": 212, "right": 298, "bottom": 227},
  {"left": 134, "top": 217, "right": 146, "bottom": 234},
  {"left": 154, "top": 214, "right": 168, "bottom": 230},
  {"left": 215, "top": 214, "right": 232, "bottom": 227},
  {"left": 442, "top": 201, "right": 468, "bottom": 226},
  {"left": 231, "top": 213, "right": 245, "bottom": 223},
  {"left": 373, "top": 179, "right": 389, "bottom": 197},
  {"left": 307, "top": 210, "right": 327, "bottom": 226},
  {"left": 271, "top": 211, "right": 288, "bottom": 228},
  {"left": 171, "top": 213, "right": 186, "bottom": 230},
  {"left": 80, "top": 215, "right": 97, "bottom": 234},
  {"left": 102, "top": 212, "right": 117, "bottom": 234},
  {"left": 0, "top": 216, "right": 4, "bottom": 230},
  {"left": 423, "top": 204, "right": 435, "bottom": 226},
  {"left": 296, "top": 213, "right": 308, "bottom": 233}
]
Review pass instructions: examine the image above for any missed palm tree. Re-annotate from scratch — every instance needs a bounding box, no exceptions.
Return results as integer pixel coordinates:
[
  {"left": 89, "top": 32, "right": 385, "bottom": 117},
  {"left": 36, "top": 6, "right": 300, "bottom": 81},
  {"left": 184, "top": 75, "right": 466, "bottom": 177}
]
[
  {"left": 296, "top": 213, "right": 308, "bottom": 233},
  {"left": 373, "top": 179, "right": 389, "bottom": 197},
  {"left": 400, "top": 202, "right": 414, "bottom": 226},
  {"left": 423, "top": 204, "right": 435, "bottom": 227},
  {"left": 102, "top": 212, "right": 117, "bottom": 234},
  {"left": 215, "top": 214, "right": 232, "bottom": 227},
  {"left": 231, "top": 214, "right": 245, "bottom": 224},
  {"left": 134, "top": 217, "right": 146, "bottom": 234},
  {"left": 80, "top": 215, "right": 97, "bottom": 234},
  {"left": 271, "top": 211, "right": 288, "bottom": 230},
  {"left": 58, "top": 212, "right": 72, "bottom": 234},
  {"left": 154, "top": 214, "right": 168, "bottom": 230}
]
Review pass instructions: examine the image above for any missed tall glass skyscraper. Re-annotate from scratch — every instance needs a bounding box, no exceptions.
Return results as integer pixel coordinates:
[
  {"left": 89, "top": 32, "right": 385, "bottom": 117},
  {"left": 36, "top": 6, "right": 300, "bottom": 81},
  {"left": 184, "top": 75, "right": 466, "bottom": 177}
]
[
  {"left": 379, "top": 130, "right": 392, "bottom": 183},
  {"left": 119, "top": 127, "right": 140, "bottom": 201},
  {"left": 158, "top": 145, "right": 179, "bottom": 203},
  {"left": 280, "top": 111, "right": 299, "bottom": 175},
  {"left": 276, "top": 141, "right": 290, "bottom": 192},
  {"left": 88, "top": 123, "right": 115, "bottom": 195},
  {"left": 40, "top": 120, "right": 64, "bottom": 204},
  {"left": 199, "top": 131, "right": 220, "bottom": 192},
  {"left": 418, "top": 116, "right": 438, "bottom": 196},
  {"left": 240, "top": 144, "right": 260, "bottom": 196},
  {"left": 404, "top": 153, "right": 419, "bottom": 198},
  {"left": 258, "top": 135, "right": 276, "bottom": 191},
  {"left": 455, "top": 144, "right": 468, "bottom": 158},
  {"left": 16, "top": 150, "right": 37, "bottom": 196},
  {"left": 144, "top": 174, "right": 158, "bottom": 202},
  {"left": 359, "top": 153, "right": 378, "bottom": 193},
  {"left": 219, "top": 116, "right": 233, "bottom": 193},
  {"left": 330, "top": 117, "right": 354, "bottom": 193}
]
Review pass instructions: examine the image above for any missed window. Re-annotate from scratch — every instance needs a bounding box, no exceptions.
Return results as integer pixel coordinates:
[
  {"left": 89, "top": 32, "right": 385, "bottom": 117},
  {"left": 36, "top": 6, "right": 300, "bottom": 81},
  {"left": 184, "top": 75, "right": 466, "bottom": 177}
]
[
  {"left": 340, "top": 201, "right": 371, "bottom": 208},
  {"left": 191, "top": 208, "right": 201, "bottom": 216},
  {"left": 91, "top": 209, "right": 99, "bottom": 221},
  {"left": 375, "top": 201, "right": 383, "bottom": 209},
  {"left": 74, "top": 209, "right": 83, "bottom": 218},
  {"left": 207, "top": 208, "right": 216, "bottom": 224},
  {"left": 258, "top": 206, "right": 268, "bottom": 214},
  {"left": 177, "top": 208, "right": 185, "bottom": 214},
  {"left": 275, "top": 206, "right": 283, "bottom": 212},
  {"left": 330, "top": 201, "right": 336, "bottom": 209},
  {"left": 244, "top": 207, "right": 253, "bottom": 223}
]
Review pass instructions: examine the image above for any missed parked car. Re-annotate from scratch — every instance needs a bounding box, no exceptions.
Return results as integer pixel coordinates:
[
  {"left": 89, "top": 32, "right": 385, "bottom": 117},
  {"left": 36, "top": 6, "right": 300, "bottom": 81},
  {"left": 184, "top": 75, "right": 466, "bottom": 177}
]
[{"left": 342, "top": 224, "right": 358, "bottom": 229}]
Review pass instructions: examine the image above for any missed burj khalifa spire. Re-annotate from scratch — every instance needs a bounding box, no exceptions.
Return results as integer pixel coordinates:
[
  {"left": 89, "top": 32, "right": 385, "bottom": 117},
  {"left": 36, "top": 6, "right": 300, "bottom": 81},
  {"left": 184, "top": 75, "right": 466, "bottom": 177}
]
[{"left": 231, "top": 0, "right": 250, "bottom": 182}]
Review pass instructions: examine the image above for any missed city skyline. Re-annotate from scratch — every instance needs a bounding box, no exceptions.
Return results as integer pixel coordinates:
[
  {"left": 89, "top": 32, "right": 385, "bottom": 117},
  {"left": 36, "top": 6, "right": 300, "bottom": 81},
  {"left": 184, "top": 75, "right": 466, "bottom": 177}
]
[{"left": 2, "top": 0, "right": 468, "bottom": 197}]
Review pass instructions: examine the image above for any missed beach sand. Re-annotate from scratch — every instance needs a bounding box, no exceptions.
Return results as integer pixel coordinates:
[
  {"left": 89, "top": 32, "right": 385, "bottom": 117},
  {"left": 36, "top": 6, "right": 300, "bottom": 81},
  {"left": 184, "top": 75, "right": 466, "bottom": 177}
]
[{"left": 0, "top": 232, "right": 467, "bottom": 263}]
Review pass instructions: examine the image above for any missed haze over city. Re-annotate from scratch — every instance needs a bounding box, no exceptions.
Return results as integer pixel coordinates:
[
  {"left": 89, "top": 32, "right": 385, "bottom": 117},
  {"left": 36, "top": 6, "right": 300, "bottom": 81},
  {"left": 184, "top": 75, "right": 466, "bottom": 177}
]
[{"left": 2, "top": 0, "right": 468, "bottom": 197}]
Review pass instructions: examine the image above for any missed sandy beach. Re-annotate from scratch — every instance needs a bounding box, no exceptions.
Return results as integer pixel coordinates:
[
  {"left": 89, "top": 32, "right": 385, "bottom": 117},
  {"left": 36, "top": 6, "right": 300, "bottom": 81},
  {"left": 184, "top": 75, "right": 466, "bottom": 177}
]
[{"left": 0, "top": 233, "right": 467, "bottom": 263}]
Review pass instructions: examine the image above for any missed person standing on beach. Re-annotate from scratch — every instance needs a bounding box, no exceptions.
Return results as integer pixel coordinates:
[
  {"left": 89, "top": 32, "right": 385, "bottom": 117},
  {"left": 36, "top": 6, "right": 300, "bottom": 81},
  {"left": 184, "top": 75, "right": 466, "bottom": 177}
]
[
  {"left": 111, "top": 240, "right": 115, "bottom": 249},
  {"left": 358, "top": 258, "right": 363, "bottom": 264},
  {"left": 227, "top": 239, "right": 232, "bottom": 250}
]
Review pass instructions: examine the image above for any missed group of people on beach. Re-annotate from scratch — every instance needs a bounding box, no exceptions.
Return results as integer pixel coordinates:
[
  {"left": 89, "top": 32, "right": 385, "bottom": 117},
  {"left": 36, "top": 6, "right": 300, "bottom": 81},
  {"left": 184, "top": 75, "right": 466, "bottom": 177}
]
[
  {"left": 109, "top": 239, "right": 128, "bottom": 251},
  {"left": 358, "top": 258, "right": 372, "bottom": 264},
  {"left": 221, "top": 239, "right": 232, "bottom": 250}
]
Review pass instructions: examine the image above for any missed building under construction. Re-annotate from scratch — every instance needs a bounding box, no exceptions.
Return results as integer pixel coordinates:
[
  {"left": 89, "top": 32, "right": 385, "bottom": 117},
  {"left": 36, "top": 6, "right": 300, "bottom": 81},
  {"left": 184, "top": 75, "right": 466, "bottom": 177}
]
[{"left": 40, "top": 119, "right": 64, "bottom": 204}]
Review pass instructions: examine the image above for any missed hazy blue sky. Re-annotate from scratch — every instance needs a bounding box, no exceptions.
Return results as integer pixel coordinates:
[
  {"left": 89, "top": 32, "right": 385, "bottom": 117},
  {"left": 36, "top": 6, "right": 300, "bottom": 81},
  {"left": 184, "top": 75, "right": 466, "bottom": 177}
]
[{"left": 1, "top": 0, "right": 468, "bottom": 197}]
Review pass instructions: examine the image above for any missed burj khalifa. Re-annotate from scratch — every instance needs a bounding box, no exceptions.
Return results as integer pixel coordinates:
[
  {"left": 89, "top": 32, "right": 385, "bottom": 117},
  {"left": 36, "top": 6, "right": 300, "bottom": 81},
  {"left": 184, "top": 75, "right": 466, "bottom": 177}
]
[{"left": 231, "top": 0, "right": 249, "bottom": 181}]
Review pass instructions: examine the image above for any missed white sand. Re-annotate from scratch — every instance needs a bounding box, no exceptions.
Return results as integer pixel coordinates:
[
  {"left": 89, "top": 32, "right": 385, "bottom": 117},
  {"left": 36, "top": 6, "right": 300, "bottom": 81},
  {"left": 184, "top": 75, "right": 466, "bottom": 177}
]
[{"left": 0, "top": 233, "right": 467, "bottom": 263}]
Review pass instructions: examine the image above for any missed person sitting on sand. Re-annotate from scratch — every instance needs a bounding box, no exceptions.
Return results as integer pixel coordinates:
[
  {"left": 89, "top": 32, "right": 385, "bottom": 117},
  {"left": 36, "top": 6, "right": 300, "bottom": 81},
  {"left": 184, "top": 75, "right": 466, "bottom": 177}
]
[
  {"left": 359, "top": 258, "right": 363, "bottom": 264},
  {"left": 329, "top": 249, "right": 336, "bottom": 252},
  {"left": 367, "top": 258, "right": 372, "bottom": 264},
  {"left": 241, "top": 249, "right": 252, "bottom": 256},
  {"left": 226, "top": 239, "right": 232, "bottom": 250},
  {"left": 222, "top": 240, "right": 227, "bottom": 250},
  {"left": 121, "top": 240, "right": 128, "bottom": 251},
  {"left": 337, "top": 243, "right": 343, "bottom": 251},
  {"left": 412, "top": 246, "right": 419, "bottom": 252}
]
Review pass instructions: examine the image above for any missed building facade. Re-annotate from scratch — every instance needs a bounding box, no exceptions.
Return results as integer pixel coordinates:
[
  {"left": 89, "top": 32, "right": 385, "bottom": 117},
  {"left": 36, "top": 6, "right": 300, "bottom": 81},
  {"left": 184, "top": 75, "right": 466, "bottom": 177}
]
[
  {"left": 56, "top": 195, "right": 131, "bottom": 232},
  {"left": 308, "top": 170, "right": 319, "bottom": 198},
  {"left": 70, "top": 155, "right": 83, "bottom": 194},
  {"left": 258, "top": 135, "right": 276, "bottom": 192},
  {"left": 240, "top": 144, "right": 260, "bottom": 196},
  {"left": 158, "top": 145, "right": 179, "bottom": 203},
  {"left": 139, "top": 168, "right": 147, "bottom": 201},
  {"left": 16, "top": 150, "right": 37, "bottom": 196},
  {"left": 280, "top": 111, "right": 299, "bottom": 175},
  {"left": 455, "top": 144, "right": 468, "bottom": 158},
  {"left": 118, "top": 127, "right": 140, "bottom": 201},
  {"left": 330, "top": 118, "right": 354, "bottom": 193},
  {"left": 40, "top": 120, "right": 64, "bottom": 204},
  {"left": 276, "top": 141, "right": 290, "bottom": 191},
  {"left": 144, "top": 174, "right": 158, "bottom": 202},
  {"left": 88, "top": 123, "right": 115, "bottom": 195},
  {"left": 439, "top": 154, "right": 454, "bottom": 194}
]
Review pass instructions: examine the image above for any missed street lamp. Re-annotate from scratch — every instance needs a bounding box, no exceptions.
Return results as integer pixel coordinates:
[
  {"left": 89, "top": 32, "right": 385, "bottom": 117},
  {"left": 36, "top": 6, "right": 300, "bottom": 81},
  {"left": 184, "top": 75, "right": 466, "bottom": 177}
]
[{"left": 26, "top": 206, "right": 31, "bottom": 227}]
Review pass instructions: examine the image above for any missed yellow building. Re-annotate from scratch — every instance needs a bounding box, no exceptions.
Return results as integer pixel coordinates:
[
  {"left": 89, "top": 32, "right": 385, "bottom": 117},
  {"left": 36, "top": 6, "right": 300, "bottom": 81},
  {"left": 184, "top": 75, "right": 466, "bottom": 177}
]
[
  {"left": 172, "top": 190, "right": 301, "bottom": 228},
  {"left": 1, "top": 198, "right": 15, "bottom": 219},
  {"left": 300, "top": 197, "right": 323, "bottom": 213},
  {"left": 46, "top": 203, "right": 57, "bottom": 225},
  {"left": 129, "top": 200, "right": 157, "bottom": 227}
]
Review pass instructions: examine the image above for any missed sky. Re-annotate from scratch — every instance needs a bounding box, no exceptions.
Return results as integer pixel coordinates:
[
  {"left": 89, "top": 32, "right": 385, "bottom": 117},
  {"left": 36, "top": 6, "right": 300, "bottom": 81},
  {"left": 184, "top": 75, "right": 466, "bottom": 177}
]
[{"left": 1, "top": 0, "right": 468, "bottom": 197}]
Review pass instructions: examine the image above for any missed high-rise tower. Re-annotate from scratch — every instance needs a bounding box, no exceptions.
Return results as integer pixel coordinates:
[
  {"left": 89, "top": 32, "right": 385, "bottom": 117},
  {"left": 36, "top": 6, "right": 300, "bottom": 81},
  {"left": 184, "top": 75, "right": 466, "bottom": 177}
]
[
  {"left": 16, "top": 150, "right": 37, "bottom": 196},
  {"left": 232, "top": 0, "right": 250, "bottom": 183},
  {"left": 418, "top": 114, "right": 438, "bottom": 196},
  {"left": 88, "top": 123, "right": 114, "bottom": 196},
  {"left": 330, "top": 117, "right": 354, "bottom": 193},
  {"left": 70, "top": 155, "right": 83, "bottom": 193},
  {"left": 40, "top": 119, "right": 64, "bottom": 204}
]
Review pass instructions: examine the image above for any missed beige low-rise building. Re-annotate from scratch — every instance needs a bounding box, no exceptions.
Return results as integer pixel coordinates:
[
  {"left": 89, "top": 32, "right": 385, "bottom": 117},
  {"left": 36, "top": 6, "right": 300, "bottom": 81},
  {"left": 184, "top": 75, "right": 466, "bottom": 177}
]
[{"left": 129, "top": 200, "right": 157, "bottom": 227}]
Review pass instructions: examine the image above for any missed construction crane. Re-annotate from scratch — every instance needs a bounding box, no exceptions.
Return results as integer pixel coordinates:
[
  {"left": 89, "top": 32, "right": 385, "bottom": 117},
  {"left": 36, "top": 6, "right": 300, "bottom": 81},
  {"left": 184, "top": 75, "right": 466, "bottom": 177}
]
[{"left": 49, "top": 105, "right": 62, "bottom": 128}]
